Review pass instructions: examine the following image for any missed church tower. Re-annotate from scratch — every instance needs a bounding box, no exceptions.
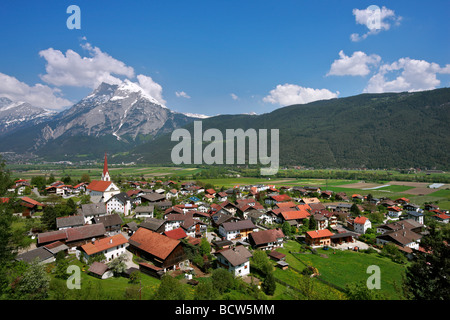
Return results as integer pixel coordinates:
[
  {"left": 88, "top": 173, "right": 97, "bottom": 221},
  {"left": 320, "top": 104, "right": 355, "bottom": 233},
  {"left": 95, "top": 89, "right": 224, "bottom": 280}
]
[{"left": 101, "top": 153, "right": 111, "bottom": 181}]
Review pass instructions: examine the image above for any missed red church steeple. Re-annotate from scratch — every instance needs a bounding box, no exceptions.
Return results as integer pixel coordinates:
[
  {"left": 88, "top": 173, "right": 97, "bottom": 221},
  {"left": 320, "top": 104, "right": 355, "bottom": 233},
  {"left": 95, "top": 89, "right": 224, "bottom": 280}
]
[{"left": 101, "top": 153, "right": 110, "bottom": 181}]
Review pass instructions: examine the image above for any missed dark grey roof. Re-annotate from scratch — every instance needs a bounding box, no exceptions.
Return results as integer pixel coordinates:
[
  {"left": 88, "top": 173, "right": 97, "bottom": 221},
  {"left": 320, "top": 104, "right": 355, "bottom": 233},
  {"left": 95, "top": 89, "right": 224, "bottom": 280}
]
[
  {"left": 140, "top": 217, "right": 166, "bottom": 231},
  {"left": 94, "top": 214, "right": 123, "bottom": 227},
  {"left": 80, "top": 203, "right": 107, "bottom": 217},
  {"left": 217, "top": 246, "right": 252, "bottom": 266},
  {"left": 56, "top": 215, "right": 85, "bottom": 229},
  {"left": 109, "top": 192, "right": 131, "bottom": 204},
  {"left": 221, "top": 219, "right": 256, "bottom": 232},
  {"left": 16, "top": 247, "right": 54, "bottom": 263},
  {"left": 135, "top": 205, "right": 154, "bottom": 213},
  {"left": 88, "top": 261, "right": 109, "bottom": 276}
]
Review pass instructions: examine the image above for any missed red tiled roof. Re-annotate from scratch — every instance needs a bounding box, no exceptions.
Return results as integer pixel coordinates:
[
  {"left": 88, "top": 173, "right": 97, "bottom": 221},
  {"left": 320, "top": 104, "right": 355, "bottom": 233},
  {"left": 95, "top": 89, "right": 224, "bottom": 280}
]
[
  {"left": 87, "top": 180, "right": 112, "bottom": 192},
  {"left": 281, "top": 210, "right": 310, "bottom": 221},
  {"left": 306, "top": 229, "right": 334, "bottom": 239},
  {"left": 129, "top": 228, "right": 181, "bottom": 260},
  {"left": 270, "top": 194, "right": 292, "bottom": 202},
  {"left": 81, "top": 234, "right": 128, "bottom": 256},
  {"left": 163, "top": 228, "right": 187, "bottom": 240},
  {"left": 20, "top": 197, "right": 44, "bottom": 207},
  {"left": 354, "top": 216, "right": 368, "bottom": 224}
]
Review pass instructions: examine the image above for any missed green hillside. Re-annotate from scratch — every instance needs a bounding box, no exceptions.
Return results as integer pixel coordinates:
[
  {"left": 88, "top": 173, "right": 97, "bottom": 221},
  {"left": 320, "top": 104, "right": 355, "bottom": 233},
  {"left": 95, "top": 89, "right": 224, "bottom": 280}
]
[{"left": 130, "top": 88, "right": 450, "bottom": 169}]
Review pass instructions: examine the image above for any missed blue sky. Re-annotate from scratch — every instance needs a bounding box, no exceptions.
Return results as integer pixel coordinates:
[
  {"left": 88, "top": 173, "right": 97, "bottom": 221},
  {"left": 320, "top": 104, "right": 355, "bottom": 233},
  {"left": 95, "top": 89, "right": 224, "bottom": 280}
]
[{"left": 0, "top": 0, "right": 449, "bottom": 116}]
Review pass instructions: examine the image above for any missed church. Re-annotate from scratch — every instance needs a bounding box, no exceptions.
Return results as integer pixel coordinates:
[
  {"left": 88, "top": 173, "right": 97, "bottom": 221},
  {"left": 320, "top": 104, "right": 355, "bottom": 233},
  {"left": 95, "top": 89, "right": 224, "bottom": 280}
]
[{"left": 86, "top": 153, "right": 120, "bottom": 203}]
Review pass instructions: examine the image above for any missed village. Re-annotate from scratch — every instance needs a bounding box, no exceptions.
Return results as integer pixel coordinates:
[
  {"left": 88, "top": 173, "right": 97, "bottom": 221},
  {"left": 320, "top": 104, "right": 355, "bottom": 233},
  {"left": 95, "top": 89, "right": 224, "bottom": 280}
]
[{"left": 2, "top": 154, "right": 450, "bottom": 300}]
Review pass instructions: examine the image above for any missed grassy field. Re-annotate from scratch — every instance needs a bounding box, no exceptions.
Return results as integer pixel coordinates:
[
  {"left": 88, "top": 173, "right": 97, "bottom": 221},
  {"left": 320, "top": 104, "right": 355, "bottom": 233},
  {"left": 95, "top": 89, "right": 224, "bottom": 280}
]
[{"left": 273, "top": 241, "right": 406, "bottom": 300}]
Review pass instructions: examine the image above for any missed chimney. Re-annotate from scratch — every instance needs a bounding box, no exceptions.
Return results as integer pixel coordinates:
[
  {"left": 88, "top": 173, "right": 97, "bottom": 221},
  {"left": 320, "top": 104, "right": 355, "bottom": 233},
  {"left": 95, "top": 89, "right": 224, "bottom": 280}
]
[
  {"left": 91, "top": 238, "right": 96, "bottom": 245},
  {"left": 109, "top": 238, "right": 113, "bottom": 244}
]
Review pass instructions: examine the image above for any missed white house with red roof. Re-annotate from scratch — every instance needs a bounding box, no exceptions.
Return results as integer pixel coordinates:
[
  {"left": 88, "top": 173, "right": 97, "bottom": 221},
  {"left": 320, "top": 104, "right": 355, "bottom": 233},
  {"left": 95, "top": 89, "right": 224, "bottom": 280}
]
[{"left": 353, "top": 216, "right": 372, "bottom": 234}]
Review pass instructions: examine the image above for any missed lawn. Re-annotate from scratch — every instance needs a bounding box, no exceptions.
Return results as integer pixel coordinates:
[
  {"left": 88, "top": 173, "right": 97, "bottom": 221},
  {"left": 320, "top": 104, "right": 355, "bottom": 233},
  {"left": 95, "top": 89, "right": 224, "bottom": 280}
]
[
  {"left": 47, "top": 256, "right": 162, "bottom": 300},
  {"left": 292, "top": 248, "right": 407, "bottom": 299}
]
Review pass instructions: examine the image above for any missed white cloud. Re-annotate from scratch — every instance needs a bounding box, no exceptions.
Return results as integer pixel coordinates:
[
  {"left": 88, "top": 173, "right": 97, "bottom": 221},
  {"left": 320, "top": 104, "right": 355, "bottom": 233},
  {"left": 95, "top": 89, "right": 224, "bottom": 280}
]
[
  {"left": 263, "top": 84, "right": 339, "bottom": 106},
  {"left": 175, "top": 91, "right": 191, "bottom": 99},
  {"left": 351, "top": 6, "right": 402, "bottom": 41},
  {"left": 0, "top": 73, "right": 72, "bottom": 110},
  {"left": 39, "top": 42, "right": 135, "bottom": 88},
  {"left": 136, "top": 74, "right": 166, "bottom": 105},
  {"left": 327, "top": 50, "right": 381, "bottom": 76},
  {"left": 364, "top": 58, "right": 450, "bottom": 93},
  {"left": 230, "top": 93, "right": 239, "bottom": 100}
]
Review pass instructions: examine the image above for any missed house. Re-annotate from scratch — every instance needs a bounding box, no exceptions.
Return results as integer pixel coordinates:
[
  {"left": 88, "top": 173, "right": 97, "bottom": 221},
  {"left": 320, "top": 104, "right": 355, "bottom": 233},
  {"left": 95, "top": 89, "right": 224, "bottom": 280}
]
[
  {"left": 376, "top": 229, "right": 422, "bottom": 254},
  {"left": 406, "top": 211, "right": 424, "bottom": 225},
  {"left": 79, "top": 203, "right": 107, "bottom": 224},
  {"left": 88, "top": 262, "right": 113, "bottom": 279},
  {"left": 218, "top": 219, "right": 258, "bottom": 241},
  {"left": 248, "top": 228, "right": 285, "bottom": 250},
  {"left": 305, "top": 229, "right": 334, "bottom": 247},
  {"left": 16, "top": 241, "right": 69, "bottom": 264},
  {"left": 166, "top": 189, "right": 179, "bottom": 200},
  {"left": 330, "top": 232, "right": 358, "bottom": 246},
  {"left": 134, "top": 205, "right": 154, "bottom": 219},
  {"left": 376, "top": 219, "right": 423, "bottom": 235},
  {"left": 247, "top": 210, "right": 274, "bottom": 225},
  {"left": 106, "top": 192, "right": 132, "bottom": 216},
  {"left": 163, "top": 228, "right": 188, "bottom": 240},
  {"left": 210, "top": 211, "right": 240, "bottom": 228},
  {"left": 432, "top": 213, "right": 450, "bottom": 223},
  {"left": 16, "top": 247, "right": 56, "bottom": 264},
  {"left": 79, "top": 234, "right": 128, "bottom": 263},
  {"left": 214, "top": 245, "right": 252, "bottom": 277},
  {"left": 140, "top": 217, "right": 166, "bottom": 234},
  {"left": 128, "top": 228, "right": 186, "bottom": 272},
  {"left": 37, "top": 223, "right": 107, "bottom": 249},
  {"left": 19, "top": 197, "right": 45, "bottom": 216},
  {"left": 312, "top": 213, "right": 328, "bottom": 230},
  {"left": 352, "top": 194, "right": 364, "bottom": 202},
  {"left": 279, "top": 210, "right": 310, "bottom": 227},
  {"left": 139, "top": 193, "right": 166, "bottom": 204},
  {"left": 353, "top": 216, "right": 372, "bottom": 234},
  {"left": 395, "top": 197, "right": 410, "bottom": 205},
  {"left": 73, "top": 182, "right": 87, "bottom": 194},
  {"left": 93, "top": 214, "right": 123, "bottom": 235},
  {"left": 86, "top": 180, "right": 121, "bottom": 203},
  {"left": 205, "top": 188, "right": 216, "bottom": 196},
  {"left": 387, "top": 206, "right": 403, "bottom": 220},
  {"left": 216, "top": 192, "right": 228, "bottom": 202},
  {"left": 56, "top": 215, "right": 85, "bottom": 230},
  {"left": 265, "top": 194, "right": 292, "bottom": 205},
  {"left": 424, "top": 204, "right": 440, "bottom": 211},
  {"left": 300, "top": 197, "right": 321, "bottom": 205},
  {"left": 122, "top": 221, "right": 139, "bottom": 236}
]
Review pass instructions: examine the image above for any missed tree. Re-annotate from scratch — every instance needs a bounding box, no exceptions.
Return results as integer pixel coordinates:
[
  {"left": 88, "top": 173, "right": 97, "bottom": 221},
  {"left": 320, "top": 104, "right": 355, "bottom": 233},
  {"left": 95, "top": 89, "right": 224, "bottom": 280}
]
[
  {"left": 281, "top": 221, "right": 292, "bottom": 237},
  {"left": 250, "top": 250, "right": 272, "bottom": 276},
  {"left": 199, "top": 237, "right": 211, "bottom": 256},
  {"left": 403, "top": 225, "right": 450, "bottom": 300},
  {"left": 66, "top": 198, "right": 77, "bottom": 214},
  {"left": 346, "top": 281, "right": 382, "bottom": 300},
  {"left": 351, "top": 203, "right": 361, "bottom": 216},
  {"left": 262, "top": 271, "right": 276, "bottom": 295},
  {"left": 0, "top": 157, "right": 12, "bottom": 196},
  {"left": 153, "top": 275, "right": 186, "bottom": 300},
  {"left": 211, "top": 268, "right": 235, "bottom": 294},
  {"left": 80, "top": 173, "right": 91, "bottom": 183},
  {"left": 31, "top": 176, "right": 47, "bottom": 190},
  {"left": 107, "top": 253, "right": 128, "bottom": 276},
  {"left": 308, "top": 215, "right": 317, "bottom": 230},
  {"left": 194, "top": 280, "right": 220, "bottom": 300},
  {"left": 17, "top": 258, "right": 50, "bottom": 300}
]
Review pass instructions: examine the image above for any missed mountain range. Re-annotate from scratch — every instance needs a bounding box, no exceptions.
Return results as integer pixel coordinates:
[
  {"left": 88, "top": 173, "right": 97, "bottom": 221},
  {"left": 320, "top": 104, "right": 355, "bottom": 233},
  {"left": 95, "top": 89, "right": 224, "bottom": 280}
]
[{"left": 0, "top": 83, "right": 449, "bottom": 170}]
